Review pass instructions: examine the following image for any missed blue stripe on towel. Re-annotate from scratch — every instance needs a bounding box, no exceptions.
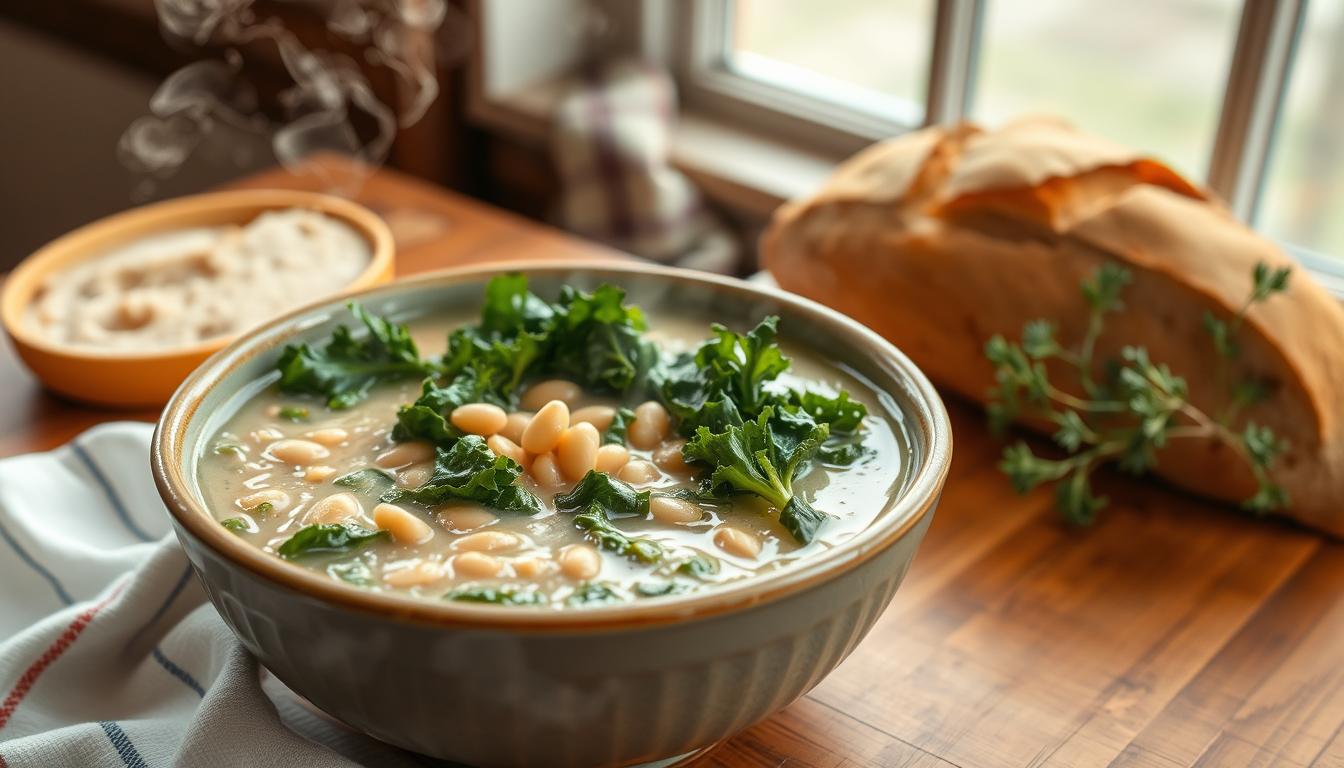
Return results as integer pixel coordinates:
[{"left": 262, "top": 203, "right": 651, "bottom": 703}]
[
  {"left": 99, "top": 721, "right": 149, "bottom": 768},
  {"left": 151, "top": 647, "right": 205, "bottom": 697},
  {"left": 0, "top": 519, "right": 72, "bottom": 605},
  {"left": 70, "top": 441, "right": 154, "bottom": 542},
  {"left": 124, "top": 565, "right": 194, "bottom": 652}
]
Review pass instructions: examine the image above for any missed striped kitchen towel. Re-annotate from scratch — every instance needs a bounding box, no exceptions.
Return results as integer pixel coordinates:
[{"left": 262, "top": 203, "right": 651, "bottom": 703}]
[
  {"left": 0, "top": 423, "right": 442, "bottom": 768},
  {"left": 553, "top": 59, "right": 740, "bottom": 274}
]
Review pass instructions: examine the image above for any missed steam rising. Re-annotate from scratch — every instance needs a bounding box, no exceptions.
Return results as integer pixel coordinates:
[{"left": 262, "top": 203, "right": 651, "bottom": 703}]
[{"left": 121, "top": 0, "right": 469, "bottom": 188}]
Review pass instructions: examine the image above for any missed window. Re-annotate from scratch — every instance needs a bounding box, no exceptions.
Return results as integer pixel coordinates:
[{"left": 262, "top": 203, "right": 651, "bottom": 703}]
[
  {"left": 673, "top": 0, "right": 1334, "bottom": 279},
  {"left": 727, "top": 0, "right": 933, "bottom": 128},
  {"left": 970, "top": 0, "right": 1242, "bottom": 177},
  {"left": 1257, "top": 0, "right": 1344, "bottom": 266}
]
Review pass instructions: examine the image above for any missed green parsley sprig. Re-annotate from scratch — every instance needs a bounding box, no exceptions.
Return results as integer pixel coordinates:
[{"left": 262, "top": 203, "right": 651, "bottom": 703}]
[{"left": 986, "top": 262, "right": 1291, "bottom": 525}]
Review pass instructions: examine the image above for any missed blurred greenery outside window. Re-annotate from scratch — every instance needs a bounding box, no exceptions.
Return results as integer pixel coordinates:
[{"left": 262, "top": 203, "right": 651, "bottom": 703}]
[{"left": 718, "top": 0, "right": 1344, "bottom": 278}]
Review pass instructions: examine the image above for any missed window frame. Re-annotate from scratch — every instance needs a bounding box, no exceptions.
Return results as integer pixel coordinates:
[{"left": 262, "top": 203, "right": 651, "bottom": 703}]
[{"left": 671, "top": 0, "right": 1333, "bottom": 273}]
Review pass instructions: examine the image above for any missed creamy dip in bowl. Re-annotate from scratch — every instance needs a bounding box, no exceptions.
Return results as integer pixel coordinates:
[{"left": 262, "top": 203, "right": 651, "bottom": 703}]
[
  {"left": 153, "top": 262, "right": 952, "bottom": 767},
  {"left": 0, "top": 190, "right": 394, "bottom": 407},
  {"left": 26, "top": 209, "right": 370, "bottom": 350}
]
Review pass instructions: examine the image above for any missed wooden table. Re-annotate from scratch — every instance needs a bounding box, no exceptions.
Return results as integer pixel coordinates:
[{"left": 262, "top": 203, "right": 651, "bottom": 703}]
[{"left": 4, "top": 161, "right": 1343, "bottom": 768}]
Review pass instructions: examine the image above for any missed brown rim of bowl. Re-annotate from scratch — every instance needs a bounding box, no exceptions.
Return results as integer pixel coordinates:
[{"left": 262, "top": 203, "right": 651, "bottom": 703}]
[
  {"left": 153, "top": 261, "right": 953, "bottom": 632},
  {"left": 0, "top": 189, "right": 394, "bottom": 362}
]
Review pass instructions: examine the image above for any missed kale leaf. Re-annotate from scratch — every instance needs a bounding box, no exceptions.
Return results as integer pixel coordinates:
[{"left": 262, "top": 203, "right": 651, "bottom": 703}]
[
  {"left": 393, "top": 371, "right": 502, "bottom": 445},
  {"left": 554, "top": 470, "right": 650, "bottom": 518},
  {"left": 276, "top": 304, "right": 440, "bottom": 409},
  {"left": 544, "top": 284, "right": 661, "bottom": 397},
  {"left": 660, "top": 318, "right": 789, "bottom": 431},
  {"left": 676, "top": 553, "right": 720, "bottom": 578},
  {"left": 574, "top": 505, "right": 665, "bottom": 563},
  {"left": 555, "top": 472, "right": 662, "bottom": 562},
  {"left": 447, "top": 586, "right": 544, "bottom": 606},
  {"left": 333, "top": 468, "right": 396, "bottom": 496},
  {"left": 683, "top": 407, "right": 830, "bottom": 544},
  {"left": 566, "top": 583, "right": 623, "bottom": 605},
  {"left": 381, "top": 436, "right": 544, "bottom": 515},
  {"left": 437, "top": 276, "right": 660, "bottom": 404},
  {"left": 220, "top": 517, "right": 250, "bottom": 533},
  {"left": 278, "top": 523, "right": 388, "bottom": 559},
  {"left": 788, "top": 389, "right": 867, "bottom": 434},
  {"left": 604, "top": 407, "right": 636, "bottom": 445}
]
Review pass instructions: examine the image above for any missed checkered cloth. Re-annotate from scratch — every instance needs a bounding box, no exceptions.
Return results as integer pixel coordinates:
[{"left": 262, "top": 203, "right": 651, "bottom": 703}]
[
  {"left": 553, "top": 60, "right": 740, "bottom": 273},
  {"left": 0, "top": 423, "right": 439, "bottom": 767}
]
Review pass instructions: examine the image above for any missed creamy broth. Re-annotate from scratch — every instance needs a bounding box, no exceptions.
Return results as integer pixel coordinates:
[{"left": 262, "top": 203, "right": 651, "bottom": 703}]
[{"left": 198, "top": 311, "right": 910, "bottom": 607}]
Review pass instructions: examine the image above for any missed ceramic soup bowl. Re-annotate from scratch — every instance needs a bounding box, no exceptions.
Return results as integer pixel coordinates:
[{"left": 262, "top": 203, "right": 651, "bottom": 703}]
[{"left": 152, "top": 262, "right": 952, "bottom": 767}]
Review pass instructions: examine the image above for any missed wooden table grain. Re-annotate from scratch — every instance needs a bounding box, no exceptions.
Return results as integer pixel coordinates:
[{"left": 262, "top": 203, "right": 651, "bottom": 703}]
[{"left": 3, "top": 160, "right": 1342, "bottom": 768}]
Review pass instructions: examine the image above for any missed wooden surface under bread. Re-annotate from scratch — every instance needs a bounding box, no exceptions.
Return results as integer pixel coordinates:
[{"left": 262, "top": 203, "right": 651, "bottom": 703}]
[{"left": 3, "top": 157, "right": 1343, "bottom": 767}]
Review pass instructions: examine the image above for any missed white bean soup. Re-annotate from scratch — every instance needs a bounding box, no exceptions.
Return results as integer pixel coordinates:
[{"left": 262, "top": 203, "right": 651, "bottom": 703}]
[{"left": 199, "top": 276, "right": 911, "bottom": 608}]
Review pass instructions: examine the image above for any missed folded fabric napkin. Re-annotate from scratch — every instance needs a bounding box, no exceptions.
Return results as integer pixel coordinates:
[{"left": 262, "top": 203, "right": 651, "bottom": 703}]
[{"left": 0, "top": 423, "right": 443, "bottom": 768}]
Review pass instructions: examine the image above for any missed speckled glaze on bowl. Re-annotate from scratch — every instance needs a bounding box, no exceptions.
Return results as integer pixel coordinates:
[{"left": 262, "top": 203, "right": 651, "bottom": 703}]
[{"left": 152, "top": 262, "right": 952, "bottom": 768}]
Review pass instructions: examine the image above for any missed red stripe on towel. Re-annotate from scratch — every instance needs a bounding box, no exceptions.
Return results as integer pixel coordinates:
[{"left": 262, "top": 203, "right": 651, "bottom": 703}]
[{"left": 0, "top": 583, "right": 124, "bottom": 732}]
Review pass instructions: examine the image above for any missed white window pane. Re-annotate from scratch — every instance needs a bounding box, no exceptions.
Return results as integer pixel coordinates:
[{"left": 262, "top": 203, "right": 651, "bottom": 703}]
[
  {"left": 970, "top": 0, "right": 1241, "bottom": 177},
  {"left": 1257, "top": 0, "right": 1344, "bottom": 263},
  {"left": 728, "top": 0, "right": 934, "bottom": 124}
]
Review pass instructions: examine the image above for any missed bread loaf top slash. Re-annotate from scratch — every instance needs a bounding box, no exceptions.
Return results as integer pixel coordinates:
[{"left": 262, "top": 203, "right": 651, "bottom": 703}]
[{"left": 763, "top": 116, "right": 1344, "bottom": 536}]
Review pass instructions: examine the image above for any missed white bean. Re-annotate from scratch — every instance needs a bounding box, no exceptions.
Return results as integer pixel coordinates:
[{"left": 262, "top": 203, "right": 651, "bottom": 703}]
[
  {"left": 521, "top": 400, "right": 569, "bottom": 454},
  {"left": 268, "top": 439, "right": 330, "bottom": 466},
  {"left": 486, "top": 434, "right": 527, "bottom": 466},
  {"left": 453, "top": 551, "right": 504, "bottom": 578},
  {"left": 652, "top": 439, "right": 693, "bottom": 475},
  {"left": 304, "top": 492, "right": 363, "bottom": 525},
  {"left": 499, "top": 412, "right": 532, "bottom": 444},
  {"left": 512, "top": 555, "right": 556, "bottom": 580},
  {"left": 628, "top": 401, "right": 671, "bottom": 449},
  {"left": 396, "top": 462, "right": 433, "bottom": 489},
  {"left": 451, "top": 403, "right": 508, "bottom": 436},
  {"left": 383, "top": 560, "right": 444, "bottom": 588},
  {"left": 304, "top": 465, "right": 337, "bottom": 483},
  {"left": 555, "top": 422, "right": 600, "bottom": 480},
  {"left": 304, "top": 428, "right": 349, "bottom": 447},
  {"left": 714, "top": 526, "right": 762, "bottom": 558},
  {"left": 616, "top": 460, "right": 659, "bottom": 485},
  {"left": 375, "top": 441, "right": 435, "bottom": 469},
  {"left": 436, "top": 505, "right": 497, "bottom": 532},
  {"left": 248, "top": 428, "right": 283, "bottom": 446},
  {"left": 373, "top": 502, "right": 434, "bottom": 544},
  {"left": 521, "top": 379, "right": 581, "bottom": 410},
  {"left": 570, "top": 405, "right": 617, "bottom": 432},
  {"left": 238, "top": 489, "right": 290, "bottom": 513},
  {"left": 531, "top": 453, "right": 565, "bottom": 489},
  {"left": 649, "top": 495, "right": 703, "bottom": 524},
  {"left": 559, "top": 544, "right": 602, "bottom": 580},
  {"left": 595, "top": 444, "right": 630, "bottom": 474},
  {"left": 454, "top": 530, "right": 522, "bottom": 552}
]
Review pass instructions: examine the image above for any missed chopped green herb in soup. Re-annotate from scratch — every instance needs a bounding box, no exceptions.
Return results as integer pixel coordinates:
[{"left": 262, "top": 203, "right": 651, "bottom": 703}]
[{"left": 199, "top": 276, "right": 909, "bottom": 607}]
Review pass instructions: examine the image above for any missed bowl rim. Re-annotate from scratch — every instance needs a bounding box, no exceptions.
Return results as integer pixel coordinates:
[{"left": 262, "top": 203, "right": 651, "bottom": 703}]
[
  {"left": 152, "top": 261, "right": 952, "bottom": 631},
  {"left": 0, "top": 188, "right": 395, "bottom": 363}
]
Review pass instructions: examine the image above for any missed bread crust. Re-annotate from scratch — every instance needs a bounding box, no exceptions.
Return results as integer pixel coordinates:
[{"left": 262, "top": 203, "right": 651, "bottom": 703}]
[{"left": 762, "top": 118, "right": 1344, "bottom": 536}]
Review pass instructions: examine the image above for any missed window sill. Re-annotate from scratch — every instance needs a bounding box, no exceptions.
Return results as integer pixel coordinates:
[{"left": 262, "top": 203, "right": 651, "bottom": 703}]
[{"left": 467, "top": 77, "right": 840, "bottom": 220}]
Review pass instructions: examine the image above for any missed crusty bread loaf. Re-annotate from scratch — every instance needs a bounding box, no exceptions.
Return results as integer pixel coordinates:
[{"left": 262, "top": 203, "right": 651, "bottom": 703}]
[{"left": 762, "top": 116, "right": 1344, "bottom": 536}]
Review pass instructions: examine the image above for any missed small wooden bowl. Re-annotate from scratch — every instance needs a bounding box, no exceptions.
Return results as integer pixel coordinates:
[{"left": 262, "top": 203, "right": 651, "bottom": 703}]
[{"left": 0, "top": 190, "right": 394, "bottom": 408}]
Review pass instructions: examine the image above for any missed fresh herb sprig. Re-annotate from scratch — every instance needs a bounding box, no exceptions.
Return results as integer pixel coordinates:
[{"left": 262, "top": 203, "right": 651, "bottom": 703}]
[{"left": 987, "top": 262, "right": 1291, "bottom": 524}]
